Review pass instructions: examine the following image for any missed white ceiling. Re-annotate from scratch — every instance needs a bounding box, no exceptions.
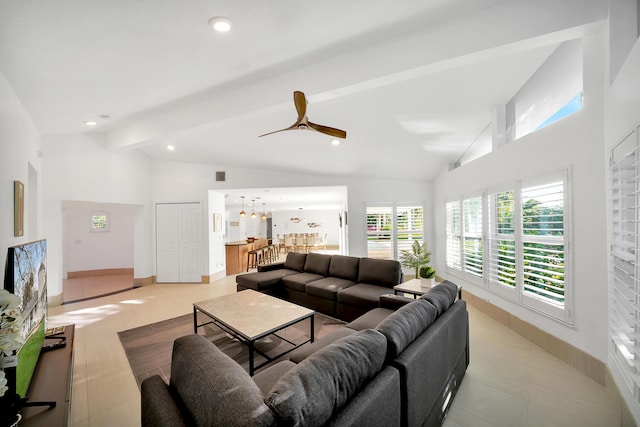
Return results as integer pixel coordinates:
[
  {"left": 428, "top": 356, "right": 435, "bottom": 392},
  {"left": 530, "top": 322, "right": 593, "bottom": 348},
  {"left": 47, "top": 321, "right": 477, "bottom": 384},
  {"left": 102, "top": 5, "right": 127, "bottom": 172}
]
[{"left": 0, "top": 0, "right": 605, "bottom": 188}]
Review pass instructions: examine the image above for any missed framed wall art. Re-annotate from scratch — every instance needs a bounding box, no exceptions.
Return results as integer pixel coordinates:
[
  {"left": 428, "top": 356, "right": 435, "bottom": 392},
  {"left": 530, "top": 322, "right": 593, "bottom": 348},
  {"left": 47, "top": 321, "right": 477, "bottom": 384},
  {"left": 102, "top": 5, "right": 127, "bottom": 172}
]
[{"left": 14, "top": 180, "right": 24, "bottom": 237}]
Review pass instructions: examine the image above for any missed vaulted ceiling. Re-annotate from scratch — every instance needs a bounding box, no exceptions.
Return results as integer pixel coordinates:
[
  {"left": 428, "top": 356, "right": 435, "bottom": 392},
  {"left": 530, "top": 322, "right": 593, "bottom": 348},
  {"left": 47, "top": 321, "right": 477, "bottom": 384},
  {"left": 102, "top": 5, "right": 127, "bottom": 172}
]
[{"left": 0, "top": 0, "right": 606, "bottom": 182}]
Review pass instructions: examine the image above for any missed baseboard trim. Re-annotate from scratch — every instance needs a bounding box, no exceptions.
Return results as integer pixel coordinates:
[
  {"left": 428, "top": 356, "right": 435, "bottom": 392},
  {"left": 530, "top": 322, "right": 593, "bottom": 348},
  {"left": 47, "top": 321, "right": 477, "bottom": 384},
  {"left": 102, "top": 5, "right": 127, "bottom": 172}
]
[
  {"left": 133, "top": 276, "right": 155, "bottom": 287},
  {"left": 68, "top": 268, "right": 133, "bottom": 279},
  {"left": 463, "top": 290, "right": 606, "bottom": 385}
]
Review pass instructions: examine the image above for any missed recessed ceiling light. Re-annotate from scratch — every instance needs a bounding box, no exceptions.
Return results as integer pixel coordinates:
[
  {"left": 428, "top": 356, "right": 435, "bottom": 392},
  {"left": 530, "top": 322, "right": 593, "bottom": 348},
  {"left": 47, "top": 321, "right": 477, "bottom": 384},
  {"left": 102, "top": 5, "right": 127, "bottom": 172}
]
[
  {"left": 332, "top": 139, "right": 340, "bottom": 146},
  {"left": 84, "top": 121, "right": 97, "bottom": 126},
  {"left": 208, "top": 16, "right": 232, "bottom": 32},
  {"left": 166, "top": 145, "right": 175, "bottom": 151}
]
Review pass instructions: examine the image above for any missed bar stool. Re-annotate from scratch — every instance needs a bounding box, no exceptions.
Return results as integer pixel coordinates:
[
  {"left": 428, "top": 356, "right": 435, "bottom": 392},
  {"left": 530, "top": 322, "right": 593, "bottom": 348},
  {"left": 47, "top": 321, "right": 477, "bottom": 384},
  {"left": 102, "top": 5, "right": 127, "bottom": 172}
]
[{"left": 247, "top": 248, "right": 262, "bottom": 271}]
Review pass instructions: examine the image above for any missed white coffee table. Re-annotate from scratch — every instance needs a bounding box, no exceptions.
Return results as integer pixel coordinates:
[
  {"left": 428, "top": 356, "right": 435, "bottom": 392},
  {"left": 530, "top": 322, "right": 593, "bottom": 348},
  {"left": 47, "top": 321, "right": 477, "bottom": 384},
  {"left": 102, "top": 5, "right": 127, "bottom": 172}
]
[
  {"left": 393, "top": 279, "right": 462, "bottom": 300},
  {"left": 193, "top": 289, "right": 314, "bottom": 375}
]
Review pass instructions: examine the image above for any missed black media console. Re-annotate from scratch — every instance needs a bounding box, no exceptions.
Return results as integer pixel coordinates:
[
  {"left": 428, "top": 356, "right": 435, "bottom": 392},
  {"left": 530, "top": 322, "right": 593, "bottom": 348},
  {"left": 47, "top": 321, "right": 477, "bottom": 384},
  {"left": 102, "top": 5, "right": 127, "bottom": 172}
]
[{"left": 21, "top": 324, "right": 75, "bottom": 427}]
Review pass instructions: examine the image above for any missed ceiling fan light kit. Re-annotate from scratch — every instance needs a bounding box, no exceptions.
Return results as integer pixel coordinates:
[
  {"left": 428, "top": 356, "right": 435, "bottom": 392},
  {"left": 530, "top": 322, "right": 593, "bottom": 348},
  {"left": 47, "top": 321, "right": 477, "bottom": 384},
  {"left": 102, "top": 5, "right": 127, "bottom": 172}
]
[{"left": 260, "top": 91, "right": 347, "bottom": 140}]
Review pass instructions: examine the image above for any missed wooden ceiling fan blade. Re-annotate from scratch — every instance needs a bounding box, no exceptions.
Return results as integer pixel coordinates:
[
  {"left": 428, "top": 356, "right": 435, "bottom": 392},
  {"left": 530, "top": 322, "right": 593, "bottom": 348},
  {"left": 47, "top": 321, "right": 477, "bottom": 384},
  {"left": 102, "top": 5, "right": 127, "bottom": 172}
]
[
  {"left": 258, "top": 124, "right": 296, "bottom": 137},
  {"left": 293, "top": 91, "right": 307, "bottom": 122},
  {"left": 308, "top": 122, "right": 347, "bottom": 139}
]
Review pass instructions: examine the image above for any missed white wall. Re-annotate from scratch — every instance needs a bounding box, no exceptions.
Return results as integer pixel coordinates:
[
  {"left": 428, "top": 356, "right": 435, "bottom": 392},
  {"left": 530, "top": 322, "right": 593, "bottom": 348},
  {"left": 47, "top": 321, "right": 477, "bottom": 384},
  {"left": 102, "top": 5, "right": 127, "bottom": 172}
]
[
  {"left": 153, "top": 160, "right": 430, "bottom": 258},
  {"left": 271, "top": 209, "right": 341, "bottom": 246},
  {"left": 0, "top": 71, "right": 43, "bottom": 292},
  {"left": 434, "top": 28, "right": 607, "bottom": 361},
  {"left": 42, "top": 133, "right": 153, "bottom": 298},
  {"left": 62, "top": 201, "right": 136, "bottom": 274}
]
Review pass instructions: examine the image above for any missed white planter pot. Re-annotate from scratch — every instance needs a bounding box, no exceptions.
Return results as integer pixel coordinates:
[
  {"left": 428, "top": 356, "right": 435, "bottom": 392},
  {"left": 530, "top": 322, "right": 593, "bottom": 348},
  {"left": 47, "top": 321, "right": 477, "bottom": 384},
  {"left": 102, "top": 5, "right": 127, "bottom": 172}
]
[{"left": 420, "top": 278, "right": 435, "bottom": 288}]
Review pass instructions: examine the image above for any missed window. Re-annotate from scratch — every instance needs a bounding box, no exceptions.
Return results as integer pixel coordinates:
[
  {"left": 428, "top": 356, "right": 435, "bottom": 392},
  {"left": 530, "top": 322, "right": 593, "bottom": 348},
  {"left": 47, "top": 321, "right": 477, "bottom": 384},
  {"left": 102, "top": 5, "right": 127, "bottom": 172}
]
[
  {"left": 446, "top": 171, "right": 570, "bottom": 322},
  {"left": 463, "top": 196, "right": 483, "bottom": 279},
  {"left": 366, "top": 204, "right": 423, "bottom": 260},
  {"left": 91, "top": 211, "right": 110, "bottom": 232},
  {"left": 487, "top": 188, "right": 517, "bottom": 298},
  {"left": 610, "top": 128, "right": 640, "bottom": 403},
  {"left": 445, "top": 201, "right": 461, "bottom": 270}
]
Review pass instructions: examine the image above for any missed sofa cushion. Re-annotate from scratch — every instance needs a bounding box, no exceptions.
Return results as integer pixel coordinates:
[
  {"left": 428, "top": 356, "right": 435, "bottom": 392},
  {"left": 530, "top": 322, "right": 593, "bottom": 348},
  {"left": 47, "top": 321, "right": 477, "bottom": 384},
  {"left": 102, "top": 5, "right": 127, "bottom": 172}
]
[
  {"left": 267, "top": 329, "right": 387, "bottom": 427},
  {"left": 253, "top": 360, "right": 297, "bottom": 397},
  {"left": 357, "top": 258, "right": 402, "bottom": 288},
  {"left": 346, "top": 307, "right": 394, "bottom": 330},
  {"left": 376, "top": 299, "right": 438, "bottom": 358},
  {"left": 304, "top": 253, "right": 332, "bottom": 276},
  {"left": 284, "top": 252, "right": 308, "bottom": 272},
  {"left": 419, "top": 280, "right": 458, "bottom": 316},
  {"left": 236, "top": 269, "right": 298, "bottom": 291},
  {"left": 328, "top": 255, "right": 360, "bottom": 282},
  {"left": 170, "top": 335, "right": 275, "bottom": 427},
  {"left": 288, "top": 327, "right": 357, "bottom": 363},
  {"left": 282, "top": 272, "right": 326, "bottom": 292},
  {"left": 305, "top": 277, "right": 355, "bottom": 300},
  {"left": 337, "top": 283, "right": 396, "bottom": 309}
]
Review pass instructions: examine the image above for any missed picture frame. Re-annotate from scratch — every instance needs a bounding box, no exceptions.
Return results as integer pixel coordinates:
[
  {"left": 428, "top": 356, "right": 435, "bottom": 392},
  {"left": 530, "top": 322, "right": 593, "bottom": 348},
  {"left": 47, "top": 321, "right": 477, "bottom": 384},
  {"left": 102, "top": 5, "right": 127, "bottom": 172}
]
[
  {"left": 213, "top": 213, "right": 222, "bottom": 232},
  {"left": 14, "top": 180, "right": 24, "bottom": 237}
]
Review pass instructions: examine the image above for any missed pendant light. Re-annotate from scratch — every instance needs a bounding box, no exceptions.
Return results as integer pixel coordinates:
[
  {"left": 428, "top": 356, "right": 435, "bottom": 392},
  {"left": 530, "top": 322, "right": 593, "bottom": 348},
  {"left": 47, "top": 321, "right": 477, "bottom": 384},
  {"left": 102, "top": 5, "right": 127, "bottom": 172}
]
[
  {"left": 250, "top": 199, "right": 257, "bottom": 218},
  {"left": 261, "top": 203, "right": 267, "bottom": 221},
  {"left": 239, "top": 196, "right": 246, "bottom": 217}
]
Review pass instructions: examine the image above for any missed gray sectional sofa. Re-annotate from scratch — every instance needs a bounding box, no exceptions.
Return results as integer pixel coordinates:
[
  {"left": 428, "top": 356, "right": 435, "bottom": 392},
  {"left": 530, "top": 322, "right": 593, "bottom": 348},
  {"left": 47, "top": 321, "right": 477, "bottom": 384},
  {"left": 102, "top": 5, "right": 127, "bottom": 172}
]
[
  {"left": 236, "top": 252, "right": 404, "bottom": 321},
  {"left": 141, "top": 281, "right": 469, "bottom": 427}
]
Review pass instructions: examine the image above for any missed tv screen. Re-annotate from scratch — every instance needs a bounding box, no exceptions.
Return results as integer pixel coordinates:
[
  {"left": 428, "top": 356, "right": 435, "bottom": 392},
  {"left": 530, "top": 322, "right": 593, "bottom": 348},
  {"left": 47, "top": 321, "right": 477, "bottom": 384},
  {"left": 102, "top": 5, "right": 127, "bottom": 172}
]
[{"left": 3, "top": 239, "right": 47, "bottom": 398}]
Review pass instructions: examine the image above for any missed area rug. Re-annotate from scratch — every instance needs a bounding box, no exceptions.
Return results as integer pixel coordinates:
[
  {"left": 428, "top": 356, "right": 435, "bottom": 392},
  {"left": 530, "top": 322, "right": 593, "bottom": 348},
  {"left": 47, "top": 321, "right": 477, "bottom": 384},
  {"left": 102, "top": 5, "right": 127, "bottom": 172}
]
[{"left": 118, "top": 310, "right": 344, "bottom": 388}]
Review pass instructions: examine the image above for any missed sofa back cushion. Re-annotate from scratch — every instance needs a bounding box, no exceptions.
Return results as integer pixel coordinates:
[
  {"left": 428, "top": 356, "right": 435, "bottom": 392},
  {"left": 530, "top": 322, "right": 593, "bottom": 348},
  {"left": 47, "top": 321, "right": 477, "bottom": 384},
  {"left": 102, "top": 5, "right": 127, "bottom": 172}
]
[
  {"left": 376, "top": 299, "right": 438, "bottom": 359},
  {"left": 303, "top": 253, "right": 332, "bottom": 276},
  {"left": 284, "top": 252, "right": 307, "bottom": 272},
  {"left": 266, "top": 329, "right": 387, "bottom": 427},
  {"left": 328, "top": 255, "right": 360, "bottom": 282},
  {"left": 170, "top": 335, "right": 275, "bottom": 427},
  {"left": 419, "top": 280, "right": 458, "bottom": 316},
  {"left": 357, "top": 258, "right": 402, "bottom": 288}
]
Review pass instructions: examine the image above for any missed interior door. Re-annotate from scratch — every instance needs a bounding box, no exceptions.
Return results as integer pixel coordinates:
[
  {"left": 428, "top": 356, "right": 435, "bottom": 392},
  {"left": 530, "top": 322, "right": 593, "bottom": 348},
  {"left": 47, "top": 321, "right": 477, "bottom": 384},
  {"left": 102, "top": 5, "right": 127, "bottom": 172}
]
[{"left": 156, "top": 203, "right": 202, "bottom": 283}]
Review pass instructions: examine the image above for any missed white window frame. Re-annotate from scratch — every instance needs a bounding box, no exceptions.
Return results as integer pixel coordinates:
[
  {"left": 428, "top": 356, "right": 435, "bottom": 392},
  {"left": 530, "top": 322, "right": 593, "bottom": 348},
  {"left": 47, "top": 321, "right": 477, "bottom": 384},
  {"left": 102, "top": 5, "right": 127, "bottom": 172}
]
[
  {"left": 366, "top": 203, "right": 424, "bottom": 261},
  {"left": 519, "top": 171, "right": 571, "bottom": 322},
  {"left": 444, "top": 170, "right": 572, "bottom": 324},
  {"left": 487, "top": 184, "right": 518, "bottom": 300},
  {"left": 445, "top": 199, "right": 462, "bottom": 271},
  {"left": 462, "top": 192, "right": 484, "bottom": 285},
  {"left": 610, "top": 127, "right": 640, "bottom": 403}
]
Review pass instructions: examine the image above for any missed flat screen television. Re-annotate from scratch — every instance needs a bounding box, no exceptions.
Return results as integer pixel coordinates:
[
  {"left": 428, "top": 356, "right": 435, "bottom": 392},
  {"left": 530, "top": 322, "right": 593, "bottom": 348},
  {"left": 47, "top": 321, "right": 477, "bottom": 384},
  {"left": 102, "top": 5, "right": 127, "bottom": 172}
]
[{"left": 3, "top": 239, "right": 47, "bottom": 398}]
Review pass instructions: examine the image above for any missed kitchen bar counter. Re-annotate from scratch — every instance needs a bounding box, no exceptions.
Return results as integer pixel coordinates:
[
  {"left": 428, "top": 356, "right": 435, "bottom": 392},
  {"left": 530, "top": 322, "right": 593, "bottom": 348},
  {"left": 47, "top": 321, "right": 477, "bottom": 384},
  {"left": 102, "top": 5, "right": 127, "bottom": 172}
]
[{"left": 225, "top": 238, "right": 269, "bottom": 275}]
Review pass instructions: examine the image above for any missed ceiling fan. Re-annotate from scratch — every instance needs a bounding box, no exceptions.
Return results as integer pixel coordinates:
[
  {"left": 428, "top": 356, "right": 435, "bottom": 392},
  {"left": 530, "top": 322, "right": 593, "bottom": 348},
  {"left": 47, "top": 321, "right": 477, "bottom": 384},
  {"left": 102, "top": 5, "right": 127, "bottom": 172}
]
[{"left": 259, "top": 91, "right": 347, "bottom": 139}]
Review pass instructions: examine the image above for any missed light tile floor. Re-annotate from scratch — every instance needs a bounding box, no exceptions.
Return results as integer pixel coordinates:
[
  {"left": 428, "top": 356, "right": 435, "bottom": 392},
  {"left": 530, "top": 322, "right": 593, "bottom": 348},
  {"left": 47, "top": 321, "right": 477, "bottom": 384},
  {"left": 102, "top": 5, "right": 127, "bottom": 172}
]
[{"left": 47, "top": 274, "right": 622, "bottom": 427}]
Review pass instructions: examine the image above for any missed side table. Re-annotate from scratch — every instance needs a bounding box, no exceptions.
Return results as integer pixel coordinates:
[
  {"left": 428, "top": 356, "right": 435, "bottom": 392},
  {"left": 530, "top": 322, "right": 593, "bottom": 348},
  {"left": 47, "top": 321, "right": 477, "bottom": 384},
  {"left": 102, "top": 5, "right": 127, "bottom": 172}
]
[{"left": 393, "top": 279, "right": 462, "bottom": 300}]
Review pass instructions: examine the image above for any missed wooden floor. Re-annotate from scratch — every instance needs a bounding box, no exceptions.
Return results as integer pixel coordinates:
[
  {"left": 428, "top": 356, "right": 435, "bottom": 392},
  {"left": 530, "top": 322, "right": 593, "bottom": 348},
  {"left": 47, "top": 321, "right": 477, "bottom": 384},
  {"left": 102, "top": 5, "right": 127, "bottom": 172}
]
[
  {"left": 63, "top": 272, "right": 134, "bottom": 304},
  {"left": 47, "top": 274, "right": 624, "bottom": 427}
]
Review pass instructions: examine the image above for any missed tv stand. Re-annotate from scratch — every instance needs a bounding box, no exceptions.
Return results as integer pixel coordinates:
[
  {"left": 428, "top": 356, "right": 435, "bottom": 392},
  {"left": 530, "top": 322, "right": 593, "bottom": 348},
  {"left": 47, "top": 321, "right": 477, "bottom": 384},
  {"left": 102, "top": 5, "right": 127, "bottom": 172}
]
[{"left": 21, "top": 324, "right": 74, "bottom": 427}]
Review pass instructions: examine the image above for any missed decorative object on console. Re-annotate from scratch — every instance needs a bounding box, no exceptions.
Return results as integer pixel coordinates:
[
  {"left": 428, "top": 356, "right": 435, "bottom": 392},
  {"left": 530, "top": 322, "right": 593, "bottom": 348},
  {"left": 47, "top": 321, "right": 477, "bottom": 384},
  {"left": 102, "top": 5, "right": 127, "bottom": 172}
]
[
  {"left": 306, "top": 222, "right": 321, "bottom": 228},
  {"left": 0, "top": 289, "right": 25, "bottom": 427},
  {"left": 259, "top": 91, "right": 347, "bottom": 139}
]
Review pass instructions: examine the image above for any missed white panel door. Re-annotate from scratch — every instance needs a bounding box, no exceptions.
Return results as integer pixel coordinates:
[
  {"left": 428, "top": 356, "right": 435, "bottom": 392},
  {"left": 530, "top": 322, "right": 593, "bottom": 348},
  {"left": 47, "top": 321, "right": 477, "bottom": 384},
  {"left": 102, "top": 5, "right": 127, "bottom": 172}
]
[
  {"left": 156, "top": 203, "right": 202, "bottom": 283},
  {"left": 156, "top": 204, "right": 180, "bottom": 282},
  {"left": 178, "top": 203, "right": 202, "bottom": 282}
]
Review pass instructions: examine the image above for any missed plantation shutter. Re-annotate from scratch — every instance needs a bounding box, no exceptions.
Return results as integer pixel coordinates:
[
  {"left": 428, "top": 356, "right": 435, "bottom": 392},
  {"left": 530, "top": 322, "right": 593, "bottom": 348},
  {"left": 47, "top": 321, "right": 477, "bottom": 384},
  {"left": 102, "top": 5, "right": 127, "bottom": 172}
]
[
  {"left": 366, "top": 206, "right": 393, "bottom": 259},
  {"left": 446, "top": 201, "right": 461, "bottom": 270},
  {"left": 520, "top": 178, "right": 566, "bottom": 308},
  {"left": 610, "top": 129, "right": 640, "bottom": 401},
  {"left": 396, "top": 206, "right": 423, "bottom": 254},
  {"left": 463, "top": 196, "right": 483, "bottom": 278},
  {"left": 488, "top": 189, "right": 517, "bottom": 297}
]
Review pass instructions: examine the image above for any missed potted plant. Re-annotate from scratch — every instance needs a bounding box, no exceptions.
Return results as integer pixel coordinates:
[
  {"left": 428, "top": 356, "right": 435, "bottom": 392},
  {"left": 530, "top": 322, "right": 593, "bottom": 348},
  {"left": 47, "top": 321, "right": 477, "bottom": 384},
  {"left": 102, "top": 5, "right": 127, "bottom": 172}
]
[
  {"left": 419, "top": 265, "right": 436, "bottom": 288},
  {"left": 400, "top": 240, "right": 431, "bottom": 279}
]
